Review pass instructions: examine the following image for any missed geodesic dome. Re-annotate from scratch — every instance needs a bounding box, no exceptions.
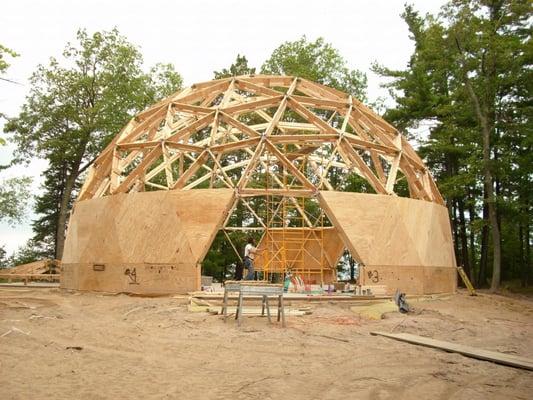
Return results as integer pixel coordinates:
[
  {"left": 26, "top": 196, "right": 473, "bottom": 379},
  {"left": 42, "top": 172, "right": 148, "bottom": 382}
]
[{"left": 62, "top": 76, "right": 456, "bottom": 295}]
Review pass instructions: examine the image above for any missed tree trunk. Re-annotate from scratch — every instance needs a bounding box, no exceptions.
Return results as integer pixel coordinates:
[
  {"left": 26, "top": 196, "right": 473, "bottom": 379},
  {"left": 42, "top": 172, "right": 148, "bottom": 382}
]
[
  {"left": 451, "top": 200, "right": 461, "bottom": 267},
  {"left": 526, "top": 220, "right": 531, "bottom": 286},
  {"left": 460, "top": 73, "right": 501, "bottom": 292},
  {"left": 485, "top": 171, "right": 501, "bottom": 290},
  {"left": 478, "top": 193, "right": 489, "bottom": 287},
  {"left": 519, "top": 224, "right": 526, "bottom": 287},
  {"left": 467, "top": 198, "right": 477, "bottom": 279},
  {"left": 55, "top": 170, "right": 78, "bottom": 260},
  {"left": 457, "top": 197, "right": 471, "bottom": 279},
  {"left": 455, "top": 28, "right": 501, "bottom": 291}
]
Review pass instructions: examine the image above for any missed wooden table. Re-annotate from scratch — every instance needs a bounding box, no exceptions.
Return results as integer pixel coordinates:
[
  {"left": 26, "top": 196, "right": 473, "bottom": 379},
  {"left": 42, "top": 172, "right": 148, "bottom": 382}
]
[{"left": 222, "top": 281, "right": 286, "bottom": 327}]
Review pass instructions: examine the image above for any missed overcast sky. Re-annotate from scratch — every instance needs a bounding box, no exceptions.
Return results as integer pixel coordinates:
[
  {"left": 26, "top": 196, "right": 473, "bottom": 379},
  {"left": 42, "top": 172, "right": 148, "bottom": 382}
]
[{"left": 0, "top": 0, "right": 446, "bottom": 255}]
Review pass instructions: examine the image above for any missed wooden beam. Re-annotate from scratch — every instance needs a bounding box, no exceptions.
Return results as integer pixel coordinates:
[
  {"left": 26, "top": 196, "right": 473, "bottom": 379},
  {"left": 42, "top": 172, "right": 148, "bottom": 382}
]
[
  {"left": 166, "top": 112, "right": 216, "bottom": 142},
  {"left": 219, "top": 112, "right": 261, "bottom": 138},
  {"left": 171, "top": 102, "right": 213, "bottom": 114},
  {"left": 206, "top": 149, "right": 234, "bottom": 188},
  {"left": 172, "top": 150, "right": 209, "bottom": 189},
  {"left": 268, "top": 134, "right": 338, "bottom": 144},
  {"left": 161, "top": 142, "right": 174, "bottom": 188},
  {"left": 222, "top": 96, "right": 283, "bottom": 115},
  {"left": 264, "top": 140, "right": 315, "bottom": 190},
  {"left": 386, "top": 152, "right": 402, "bottom": 193},
  {"left": 113, "top": 146, "right": 162, "bottom": 194},
  {"left": 237, "top": 141, "right": 265, "bottom": 190},
  {"left": 234, "top": 79, "right": 283, "bottom": 97},
  {"left": 210, "top": 137, "right": 261, "bottom": 153},
  {"left": 371, "top": 332, "right": 533, "bottom": 371},
  {"left": 339, "top": 138, "right": 387, "bottom": 194},
  {"left": 290, "top": 94, "right": 349, "bottom": 111},
  {"left": 239, "top": 188, "right": 315, "bottom": 198}
]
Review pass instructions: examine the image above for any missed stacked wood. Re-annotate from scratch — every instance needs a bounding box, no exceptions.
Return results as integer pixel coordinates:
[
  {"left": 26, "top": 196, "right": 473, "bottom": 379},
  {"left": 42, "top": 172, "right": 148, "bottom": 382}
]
[{"left": 0, "top": 259, "right": 61, "bottom": 284}]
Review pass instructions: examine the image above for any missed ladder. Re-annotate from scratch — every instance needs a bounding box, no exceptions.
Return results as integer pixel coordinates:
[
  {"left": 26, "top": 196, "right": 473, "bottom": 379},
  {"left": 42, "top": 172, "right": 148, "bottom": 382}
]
[{"left": 457, "top": 266, "right": 477, "bottom": 296}]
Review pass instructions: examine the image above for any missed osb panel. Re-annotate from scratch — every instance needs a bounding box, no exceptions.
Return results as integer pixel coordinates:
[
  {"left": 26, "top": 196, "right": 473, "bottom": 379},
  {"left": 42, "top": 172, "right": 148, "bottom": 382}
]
[
  {"left": 319, "top": 192, "right": 456, "bottom": 295},
  {"left": 63, "top": 189, "right": 234, "bottom": 265},
  {"left": 61, "top": 189, "right": 233, "bottom": 293},
  {"left": 318, "top": 192, "right": 455, "bottom": 268},
  {"left": 360, "top": 265, "right": 424, "bottom": 295},
  {"left": 61, "top": 263, "right": 200, "bottom": 294},
  {"left": 360, "top": 265, "right": 457, "bottom": 295}
]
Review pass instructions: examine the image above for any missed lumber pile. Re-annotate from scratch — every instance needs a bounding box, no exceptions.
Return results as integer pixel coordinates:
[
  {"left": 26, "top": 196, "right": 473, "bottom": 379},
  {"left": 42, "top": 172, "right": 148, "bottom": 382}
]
[{"left": 0, "top": 259, "right": 61, "bottom": 284}]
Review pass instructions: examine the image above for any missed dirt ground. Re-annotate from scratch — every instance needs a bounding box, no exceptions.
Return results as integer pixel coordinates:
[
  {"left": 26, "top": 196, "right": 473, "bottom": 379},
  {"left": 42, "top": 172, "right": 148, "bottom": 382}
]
[{"left": 0, "top": 287, "right": 532, "bottom": 400}]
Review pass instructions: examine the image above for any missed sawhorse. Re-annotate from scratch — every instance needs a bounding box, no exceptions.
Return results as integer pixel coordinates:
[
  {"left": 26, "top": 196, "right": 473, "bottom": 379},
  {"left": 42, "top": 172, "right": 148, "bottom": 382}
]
[{"left": 222, "top": 281, "right": 286, "bottom": 327}]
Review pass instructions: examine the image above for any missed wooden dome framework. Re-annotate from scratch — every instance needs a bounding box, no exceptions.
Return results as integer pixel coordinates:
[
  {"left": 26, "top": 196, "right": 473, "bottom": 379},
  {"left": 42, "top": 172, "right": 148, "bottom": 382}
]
[
  {"left": 79, "top": 75, "right": 444, "bottom": 205},
  {"left": 64, "top": 75, "right": 455, "bottom": 294}
]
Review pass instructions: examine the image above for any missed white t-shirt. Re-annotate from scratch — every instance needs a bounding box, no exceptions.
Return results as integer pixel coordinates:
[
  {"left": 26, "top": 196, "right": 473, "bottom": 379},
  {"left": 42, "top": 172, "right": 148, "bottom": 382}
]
[{"left": 244, "top": 243, "right": 256, "bottom": 259}]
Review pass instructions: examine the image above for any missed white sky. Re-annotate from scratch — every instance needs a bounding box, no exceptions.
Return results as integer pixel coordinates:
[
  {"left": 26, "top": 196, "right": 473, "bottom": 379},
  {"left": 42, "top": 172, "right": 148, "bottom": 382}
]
[{"left": 0, "top": 0, "right": 445, "bottom": 255}]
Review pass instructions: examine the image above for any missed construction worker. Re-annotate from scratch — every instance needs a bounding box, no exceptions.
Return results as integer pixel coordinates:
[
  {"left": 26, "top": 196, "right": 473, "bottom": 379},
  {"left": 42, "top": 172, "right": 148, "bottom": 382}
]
[{"left": 243, "top": 237, "right": 262, "bottom": 280}]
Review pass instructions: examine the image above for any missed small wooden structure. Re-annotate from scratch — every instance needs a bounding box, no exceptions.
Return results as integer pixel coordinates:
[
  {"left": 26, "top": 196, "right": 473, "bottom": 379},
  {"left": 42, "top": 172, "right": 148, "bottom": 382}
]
[{"left": 61, "top": 75, "right": 456, "bottom": 295}]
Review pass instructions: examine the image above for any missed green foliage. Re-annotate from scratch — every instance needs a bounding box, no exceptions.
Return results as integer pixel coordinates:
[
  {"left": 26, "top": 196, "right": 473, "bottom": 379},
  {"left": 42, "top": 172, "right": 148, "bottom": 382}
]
[
  {"left": 0, "top": 44, "right": 18, "bottom": 75},
  {"left": 0, "top": 43, "right": 19, "bottom": 141},
  {"left": 261, "top": 36, "right": 367, "bottom": 100},
  {"left": 0, "top": 245, "right": 8, "bottom": 269},
  {"left": 214, "top": 55, "right": 256, "bottom": 79},
  {"left": 8, "top": 239, "right": 49, "bottom": 267},
  {"left": 5, "top": 28, "right": 182, "bottom": 164},
  {"left": 147, "top": 63, "right": 184, "bottom": 99},
  {"left": 0, "top": 177, "right": 32, "bottom": 227}
]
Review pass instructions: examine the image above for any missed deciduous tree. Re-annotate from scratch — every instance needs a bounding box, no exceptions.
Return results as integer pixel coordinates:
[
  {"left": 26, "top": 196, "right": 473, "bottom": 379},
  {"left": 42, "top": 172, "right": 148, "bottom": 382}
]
[{"left": 4, "top": 29, "right": 183, "bottom": 259}]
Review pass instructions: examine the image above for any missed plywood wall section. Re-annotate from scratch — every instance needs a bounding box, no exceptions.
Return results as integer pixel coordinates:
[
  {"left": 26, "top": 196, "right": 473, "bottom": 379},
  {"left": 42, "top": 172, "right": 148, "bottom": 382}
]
[
  {"left": 319, "top": 191, "right": 456, "bottom": 295},
  {"left": 61, "top": 189, "right": 234, "bottom": 294}
]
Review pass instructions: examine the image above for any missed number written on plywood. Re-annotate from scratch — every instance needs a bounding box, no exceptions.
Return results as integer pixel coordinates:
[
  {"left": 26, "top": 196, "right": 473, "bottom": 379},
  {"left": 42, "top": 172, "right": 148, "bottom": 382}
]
[
  {"left": 367, "top": 269, "right": 380, "bottom": 283},
  {"left": 124, "top": 268, "right": 140, "bottom": 284}
]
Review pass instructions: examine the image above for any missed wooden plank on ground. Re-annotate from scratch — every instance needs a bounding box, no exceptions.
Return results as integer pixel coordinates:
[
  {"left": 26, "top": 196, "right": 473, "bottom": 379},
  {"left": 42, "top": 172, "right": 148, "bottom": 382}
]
[{"left": 370, "top": 331, "right": 533, "bottom": 371}]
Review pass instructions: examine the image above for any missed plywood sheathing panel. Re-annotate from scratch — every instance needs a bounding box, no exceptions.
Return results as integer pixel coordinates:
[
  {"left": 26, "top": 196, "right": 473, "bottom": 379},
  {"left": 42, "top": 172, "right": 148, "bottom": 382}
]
[
  {"left": 318, "top": 191, "right": 456, "bottom": 295},
  {"left": 62, "top": 189, "right": 234, "bottom": 293},
  {"left": 61, "top": 263, "right": 199, "bottom": 294}
]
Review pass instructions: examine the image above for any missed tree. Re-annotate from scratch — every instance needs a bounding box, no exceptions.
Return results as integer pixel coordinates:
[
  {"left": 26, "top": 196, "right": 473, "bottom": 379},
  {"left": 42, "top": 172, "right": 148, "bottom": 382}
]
[
  {"left": 373, "top": 1, "right": 532, "bottom": 290},
  {"left": 0, "top": 245, "right": 8, "bottom": 269},
  {"left": 214, "top": 54, "right": 256, "bottom": 79},
  {"left": 8, "top": 239, "right": 48, "bottom": 267},
  {"left": 261, "top": 36, "right": 367, "bottom": 101},
  {"left": 1, "top": 44, "right": 19, "bottom": 143},
  {"left": 0, "top": 44, "right": 18, "bottom": 75},
  {"left": 4, "top": 29, "right": 183, "bottom": 259},
  {"left": 0, "top": 177, "right": 32, "bottom": 226}
]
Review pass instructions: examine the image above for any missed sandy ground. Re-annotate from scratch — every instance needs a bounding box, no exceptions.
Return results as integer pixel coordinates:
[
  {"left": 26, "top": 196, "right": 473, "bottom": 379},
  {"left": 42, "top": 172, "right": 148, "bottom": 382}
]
[{"left": 0, "top": 287, "right": 532, "bottom": 400}]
